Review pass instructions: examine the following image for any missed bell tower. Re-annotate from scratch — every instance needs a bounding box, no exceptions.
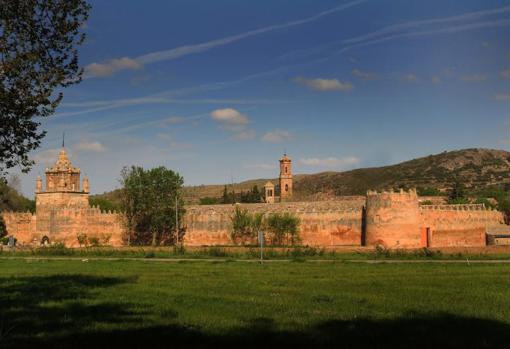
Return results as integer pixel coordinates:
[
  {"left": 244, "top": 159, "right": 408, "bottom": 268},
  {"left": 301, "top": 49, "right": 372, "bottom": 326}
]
[{"left": 279, "top": 153, "right": 293, "bottom": 201}]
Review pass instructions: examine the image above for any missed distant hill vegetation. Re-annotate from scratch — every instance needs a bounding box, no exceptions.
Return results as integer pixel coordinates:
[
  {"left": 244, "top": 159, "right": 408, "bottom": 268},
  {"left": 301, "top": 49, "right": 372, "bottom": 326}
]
[
  {"left": 180, "top": 148, "right": 510, "bottom": 203},
  {"left": 90, "top": 148, "right": 510, "bottom": 204}
]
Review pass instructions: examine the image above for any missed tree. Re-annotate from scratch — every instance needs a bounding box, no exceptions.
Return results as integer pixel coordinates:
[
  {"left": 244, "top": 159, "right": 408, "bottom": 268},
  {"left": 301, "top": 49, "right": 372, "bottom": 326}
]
[
  {"left": 222, "top": 185, "right": 229, "bottom": 204},
  {"left": 0, "top": 0, "right": 91, "bottom": 177},
  {"left": 230, "top": 206, "right": 254, "bottom": 245},
  {"left": 120, "top": 166, "right": 185, "bottom": 246},
  {"left": 265, "top": 213, "right": 300, "bottom": 246},
  {"left": 448, "top": 180, "right": 469, "bottom": 204}
]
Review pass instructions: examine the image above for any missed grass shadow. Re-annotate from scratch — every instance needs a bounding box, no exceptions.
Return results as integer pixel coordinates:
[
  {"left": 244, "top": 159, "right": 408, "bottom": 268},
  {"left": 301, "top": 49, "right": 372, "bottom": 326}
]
[{"left": 0, "top": 275, "right": 509, "bottom": 348}]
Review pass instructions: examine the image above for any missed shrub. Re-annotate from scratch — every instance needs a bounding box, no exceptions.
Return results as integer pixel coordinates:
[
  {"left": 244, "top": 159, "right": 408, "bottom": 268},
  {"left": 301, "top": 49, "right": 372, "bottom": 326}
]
[
  {"left": 36, "top": 243, "right": 73, "bottom": 256},
  {"left": 265, "top": 213, "right": 300, "bottom": 246},
  {"left": 199, "top": 197, "right": 220, "bottom": 205},
  {"left": 230, "top": 206, "right": 256, "bottom": 245},
  {"left": 89, "top": 236, "right": 100, "bottom": 247},
  {"left": 77, "top": 233, "right": 88, "bottom": 247},
  {"left": 101, "top": 233, "right": 112, "bottom": 245}
]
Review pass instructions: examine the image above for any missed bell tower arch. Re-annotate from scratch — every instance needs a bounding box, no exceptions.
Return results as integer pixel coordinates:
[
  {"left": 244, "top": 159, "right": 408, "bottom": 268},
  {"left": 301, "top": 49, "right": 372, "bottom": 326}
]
[{"left": 279, "top": 153, "right": 293, "bottom": 201}]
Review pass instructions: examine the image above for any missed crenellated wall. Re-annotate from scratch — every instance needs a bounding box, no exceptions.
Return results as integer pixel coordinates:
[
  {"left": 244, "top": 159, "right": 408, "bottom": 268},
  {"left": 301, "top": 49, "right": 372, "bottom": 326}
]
[
  {"left": 3, "top": 189, "right": 508, "bottom": 249},
  {"left": 420, "top": 204, "right": 505, "bottom": 247},
  {"left": 365, "top": 189, "right": 422, "bottom": 248},
  {"left": 184, "top": 199, "right": 366, "bottom": 246},
  {"left": 2, "top": 205, "right": 124, "bottom": 247}
]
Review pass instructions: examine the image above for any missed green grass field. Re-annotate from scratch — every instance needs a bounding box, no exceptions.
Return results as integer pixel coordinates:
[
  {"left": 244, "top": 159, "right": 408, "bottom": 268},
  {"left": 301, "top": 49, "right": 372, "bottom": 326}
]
[{"left": 1, "top": 259, "right": 510, "bottom": 348}]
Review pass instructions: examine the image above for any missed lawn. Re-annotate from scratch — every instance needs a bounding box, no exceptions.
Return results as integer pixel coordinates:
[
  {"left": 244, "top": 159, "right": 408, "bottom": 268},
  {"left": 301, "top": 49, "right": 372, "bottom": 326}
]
[{"left": 1, "top": 259, "right": 510, "bottom": 348}]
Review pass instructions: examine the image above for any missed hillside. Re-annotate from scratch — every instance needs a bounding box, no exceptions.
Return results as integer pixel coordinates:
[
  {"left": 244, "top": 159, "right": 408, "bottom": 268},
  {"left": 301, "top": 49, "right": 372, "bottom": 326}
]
[
  {"left": 182, "top": 148, "right": 510, "bottom": 202},
  {"left": 91, "top": 148, "right": 510, "bottom": 204}
]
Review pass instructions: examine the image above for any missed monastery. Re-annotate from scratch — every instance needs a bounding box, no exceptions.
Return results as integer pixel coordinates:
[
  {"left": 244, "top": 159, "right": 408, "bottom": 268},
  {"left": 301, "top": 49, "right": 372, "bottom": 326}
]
[{"left": 3, "top": 150, "right": 510, "bottom": 248}]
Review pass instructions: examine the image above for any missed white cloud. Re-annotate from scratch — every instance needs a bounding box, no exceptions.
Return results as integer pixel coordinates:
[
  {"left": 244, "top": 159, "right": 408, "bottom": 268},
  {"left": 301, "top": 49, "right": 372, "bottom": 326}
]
[
  {"left": 210, "top": 108, "right": 255, "bottom": 141},
  {"left": 500, "top": 69, "right": 510, "bottom": 79},
  {"left": 210, "top": 108, "right": 249, "bottom": 125},
  {"left": 75, "top": 141, "right": 107, "bottom": 153},
  {"left": 293, "top": 77, "right": 353, "bottom": 91},
  {"left": 460, "top": 74, "right": 488, "bottom": 82},
  {"left": 352, "top": 69, "right": 377, "bottom": 80},
  {"left": 33, "top": 148, "right": 64, "bottom": 166},
  {"left": 261, "top": 130, "right": 293, "bottom": 143},
  {"left": 494, "top": 93, "right": 510, "bottom": 101},
  {"left": 84, "top": 57, "right": 142, "bottom": 77},
  {"left": 299, "top": 156, "right": 360, "bottom": 168}
]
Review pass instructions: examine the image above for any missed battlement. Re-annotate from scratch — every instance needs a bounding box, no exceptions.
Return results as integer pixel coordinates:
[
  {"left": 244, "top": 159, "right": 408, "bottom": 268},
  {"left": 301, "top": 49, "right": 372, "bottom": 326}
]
[
  {"left": 420, "top": 204, "right": 488, "bottom": 211},
  {"left": 366, "top": 188, "right": 418, "bottom": 197}
]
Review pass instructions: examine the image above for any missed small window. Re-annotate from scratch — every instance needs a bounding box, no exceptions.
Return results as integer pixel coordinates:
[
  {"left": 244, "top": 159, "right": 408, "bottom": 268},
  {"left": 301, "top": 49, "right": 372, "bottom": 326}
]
[
  {"left": 285, "top": 166, "right": 288, "bottom": 174},
  {"left": 285, "top": 184, "right": 289, "bottom": 192}
]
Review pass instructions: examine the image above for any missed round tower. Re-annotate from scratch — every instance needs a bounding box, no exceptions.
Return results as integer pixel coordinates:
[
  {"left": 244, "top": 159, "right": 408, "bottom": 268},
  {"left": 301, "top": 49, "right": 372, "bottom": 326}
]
[
  {"left": 279, "top": 153, "right": 293, "bottom": 201},
  {"left": 365, "top": 188, "right": 421, "bottom": 248}
]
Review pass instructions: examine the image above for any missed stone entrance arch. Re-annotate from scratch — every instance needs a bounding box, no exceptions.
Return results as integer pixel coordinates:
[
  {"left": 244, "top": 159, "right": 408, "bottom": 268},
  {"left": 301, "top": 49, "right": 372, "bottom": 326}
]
[{"left": 41, "top": 236, "right": 50, "bottom": 246}]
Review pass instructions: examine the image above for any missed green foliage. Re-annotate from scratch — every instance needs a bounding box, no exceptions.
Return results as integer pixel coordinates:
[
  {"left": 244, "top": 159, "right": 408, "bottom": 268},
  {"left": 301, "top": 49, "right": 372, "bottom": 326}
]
[
  {"left": 77, "top": 233, "right": 88, "bottom": 247},
  {"left": 89, "top": 198, "right": 120, "bottom": 212},
  {"left": 199, "top": 197, "right": 220, "bottom": 205},
  {"left": 89, "top": 237, "right": 100, "bottom": 247},
  {"left": 120, "top": 166, "right": 185, "bottom": 246},
  {"left": 474, "top": 198, "right": 497, "bottom": 210},
  {"left": 0, "top": 179, "right": 35, "bottom": 213},
  {"left": 240, "top": 185, "right": 263, "bottom": 203},
  {"left": 0, "top": 0, "right": 91, "bottom": 177},
  {"left": 417, "top": 187, "right": 442, "bottom": 196},
  {"left": 265, "top": 213, "right": 300, "bottom": 246},
  {"left": 420, "top": 200, "right": 434, "bottom": 206},
  {"left": 0, "top": 236, "right": 9, "bottom": 245},
  {"left": 230, "top": 206, "right": 256, "bottom": 244},
  {"left": 448, "top": 197, "right": 470, "bottom": 205},
  {"left": 448, "top": 180, "right": 467, "bottom": 204}
]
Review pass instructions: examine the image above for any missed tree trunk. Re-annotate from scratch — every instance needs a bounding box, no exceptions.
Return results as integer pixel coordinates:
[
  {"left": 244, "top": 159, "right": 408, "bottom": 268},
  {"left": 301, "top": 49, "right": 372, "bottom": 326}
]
[{"left": 152, "top": 230, "right": 157, "bottom": 246}]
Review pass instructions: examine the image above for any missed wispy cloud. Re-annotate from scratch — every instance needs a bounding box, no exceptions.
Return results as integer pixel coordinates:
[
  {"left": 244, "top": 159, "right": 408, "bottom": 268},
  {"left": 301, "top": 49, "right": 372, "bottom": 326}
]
[
  {"left": 352, "top": 69, "right": 377, "bottom": 80},
  {"left": 299, "top": 156, "right": 359, "bottom": 168},
  {"left": 501, "top": 69, "right": 510, "bottom": 79},
  {"left": 262, "top": 130, "right": 293, "bottom": 143},
  {"left": 402, "top": 74, "right": 418, "bottom": 82},
  {"left": 84, "top": 0, "right": 366, "bottom": 78},
  {"left": 293, "top": 77, "right": 353, "bottom": 91},
  {"left": 33, "top": 148, "right": 64, "bottom": 166},
  {"left": 244, "top": 163, "right": 277, "bottom": 170},
  {"left": 494, "top": 93, "right": 510, "bottom": 101},
  {"left": 74, "top": 141, "right": 107, "bottom": 153},
  {"left": 460, "top": 74, "right": 488, "bottom": 82}
]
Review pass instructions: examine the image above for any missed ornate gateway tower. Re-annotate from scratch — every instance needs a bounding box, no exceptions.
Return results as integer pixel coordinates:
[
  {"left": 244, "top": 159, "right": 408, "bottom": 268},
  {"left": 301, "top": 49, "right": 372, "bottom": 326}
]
[{"left": 2, "top": 146, "right": 124, "bottom": 247}]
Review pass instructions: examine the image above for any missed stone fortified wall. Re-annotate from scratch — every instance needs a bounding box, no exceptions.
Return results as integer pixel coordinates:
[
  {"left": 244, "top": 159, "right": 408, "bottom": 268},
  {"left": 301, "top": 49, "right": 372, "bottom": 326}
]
[
  {"left": 3, "top": 191, "right": 507, "bottom": 249},
  {"left": 364, "top": 189, "right": 506, "bottom": 248},
  {"left": 184, "top": 197, "right": 366, "bottom": 246},
  {"left": 3, "top": 206, "right": 124, "bottom": 247},
  {"left": 420, "top": 204, "right": 504, "bottom": 247}
]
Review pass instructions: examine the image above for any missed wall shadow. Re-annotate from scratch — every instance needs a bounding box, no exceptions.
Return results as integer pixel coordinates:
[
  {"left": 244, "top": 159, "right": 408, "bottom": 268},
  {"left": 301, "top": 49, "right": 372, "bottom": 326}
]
[{"left": 1, "top": 274, "right": 509, "bottom": 348}]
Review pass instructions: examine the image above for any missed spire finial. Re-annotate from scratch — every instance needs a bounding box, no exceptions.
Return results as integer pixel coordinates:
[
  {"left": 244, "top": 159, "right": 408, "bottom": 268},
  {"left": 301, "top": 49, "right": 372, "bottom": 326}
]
[{"left": 62, "top": 132, "right": 65, "bottom": 148}]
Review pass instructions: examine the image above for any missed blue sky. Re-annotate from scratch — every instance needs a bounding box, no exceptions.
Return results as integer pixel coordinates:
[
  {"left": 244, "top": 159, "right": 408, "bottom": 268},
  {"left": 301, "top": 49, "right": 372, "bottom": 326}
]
[{"left": 14, "top": 0, "right": 510, "bottom": 196}]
